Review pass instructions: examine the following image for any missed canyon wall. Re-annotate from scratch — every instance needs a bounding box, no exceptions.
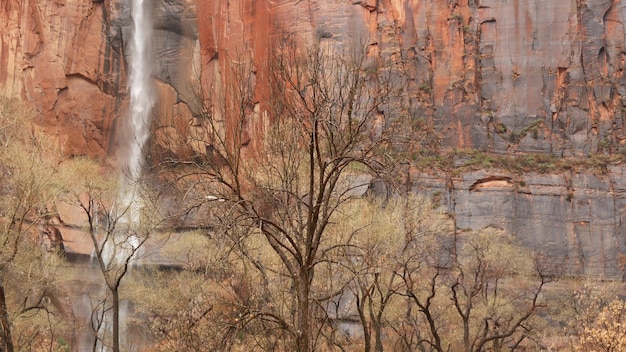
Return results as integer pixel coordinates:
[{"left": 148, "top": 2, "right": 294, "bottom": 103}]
[
  {"left": 4, "top": 0, "right": 626, "bottom": 157},
  {"left": 0, "top": 0, "right": 128, "bottom": 158},
  {"left": 413, "top": 166, "right": 626, "bottom": 279},
  {"left": 1, "top": 0, "right": 626, "bottom": 277}
]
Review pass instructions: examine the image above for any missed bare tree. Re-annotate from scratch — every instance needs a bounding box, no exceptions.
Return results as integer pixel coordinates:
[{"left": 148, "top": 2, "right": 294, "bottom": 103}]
[
  {"left": 157, "top": 34, "right": 396, "bottom": 351},
  {"left": 0, "top": 97, "right": 70, "bottom": 351},
  {"left": 449, "top": 229, "right": 547, "bottom": 352},
  {"left": 333, "top": 195, "right": 452, "bottom": 352},
  {"left": 392, "top": 227, "right": 548, "bottom": 352},
  {"left": 60, "top": 158, "right": 167, "bottom": 352},
  {"left": 332, "top": 194, "right": 549, "bottom": 352}
]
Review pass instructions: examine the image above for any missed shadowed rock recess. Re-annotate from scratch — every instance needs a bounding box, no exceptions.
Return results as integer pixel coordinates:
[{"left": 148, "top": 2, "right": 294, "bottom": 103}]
[{"left": 2, "top": 0, "right": 626, "bottom": 278}]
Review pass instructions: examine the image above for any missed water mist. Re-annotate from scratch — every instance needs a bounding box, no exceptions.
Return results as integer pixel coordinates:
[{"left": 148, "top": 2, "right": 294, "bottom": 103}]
[
  {"left": 87, "top": 0, "right": 155, "bottom": 350},
  {"left": 122, "top": 0, "right": 155, "bottom": 224},
  {"left": 126, "top": 0, "right": 154, "bottom": 183},
  {"left": 98, "top": 0, "right": 154, "bottom": 271}
]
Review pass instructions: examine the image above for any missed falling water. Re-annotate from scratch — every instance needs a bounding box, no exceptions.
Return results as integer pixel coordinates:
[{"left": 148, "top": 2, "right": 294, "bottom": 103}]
[
  {"left": 126, "top": 0, "right": 154, "bottom": 184},
  {"left": 114, "top": 0, "right": 153, "bottom": 257},
  {"left": 85, "top": 1, "right": 154, "bottom": 350},
  {"left": 97, "top": 0, "right": 154, "bottom": 269},
  {"left": 121, "top": 0, "right": 155, "bottom": 223}
]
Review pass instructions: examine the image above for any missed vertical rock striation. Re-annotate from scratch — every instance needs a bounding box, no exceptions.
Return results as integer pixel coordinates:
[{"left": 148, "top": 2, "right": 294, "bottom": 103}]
[
  {"left": 1, "top": 0, "right": 626, "bottom": 276},
  {"left": 0, "top": 0, "right": 127, "bottom": 158},
  {"left": 4, "top": 0, "right": 626, "bottom": 158}
]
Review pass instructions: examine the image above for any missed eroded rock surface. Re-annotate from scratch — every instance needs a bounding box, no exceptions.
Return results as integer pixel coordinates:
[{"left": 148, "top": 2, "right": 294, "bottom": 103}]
[
  {"left": 3, "top": 0, "right": 626, "bottom": 157},
  {"left": 2, "top": 0, "right": 626, "bottom": 276},
  {"left": 0, "top": 0, "right": 127, "bottom": 157},
  {"left": 411, "top": 167, "right": 626, "bottom": 279}
]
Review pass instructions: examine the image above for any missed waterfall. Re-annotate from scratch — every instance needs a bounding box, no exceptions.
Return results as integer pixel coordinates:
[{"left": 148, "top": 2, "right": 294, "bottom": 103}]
[
  {"left": 99, "top": 0, "right": 154, "bottom": 270},
  {"left": 86, "top": 1, "right": 154, "bottom": 350},
  {"left": 127, "top": 0, "right": 154, "bottom": 184},
  {"left": 121, "top": 0, "right": 155, "bottom": 225},
  {"left": 98, "top": 0, "right": 154, "bottom": 268}
]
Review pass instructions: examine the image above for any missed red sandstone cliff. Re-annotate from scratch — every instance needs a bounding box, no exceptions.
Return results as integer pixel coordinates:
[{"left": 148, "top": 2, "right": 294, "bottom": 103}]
[
  {"left": 180, "top": 0, "right": 626, "bottom": 157},
  {"left": 3, "top": 0, "right": 626, "bottom": 158},
  {"left": 0, "top": 0, "right": 127, "bottom": 158},
  {"left": 2, "top": 0, "right": 626, "bottom": 277}
]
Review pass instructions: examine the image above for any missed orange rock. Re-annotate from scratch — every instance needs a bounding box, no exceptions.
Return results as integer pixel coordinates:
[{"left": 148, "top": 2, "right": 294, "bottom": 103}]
[{"left": 0, "top": 0, "right": 626, "bottom": 158}]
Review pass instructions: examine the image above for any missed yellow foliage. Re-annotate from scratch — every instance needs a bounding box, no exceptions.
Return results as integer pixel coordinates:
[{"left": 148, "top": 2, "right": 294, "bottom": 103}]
[
  {"left": 0, "top": 97, "right": 74, "bottom": 350},
  {"left": 574, "top": 298, "right": 626, "bottom": 352}
]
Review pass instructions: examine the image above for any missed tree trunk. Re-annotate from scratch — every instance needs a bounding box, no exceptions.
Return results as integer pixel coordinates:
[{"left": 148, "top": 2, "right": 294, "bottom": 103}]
[
  {"left": 112, "top": 288, "right": 120, "bottom": 352},
  {"left": 463, "top": 315, "right": 470, "bottom": 352},
  {"left": 357, "top": 296, "right": 371, "bottom": 352},
  {"left": 296, "top": 268, "right": 310, "bottom": 352},
  {"left": 373, "top": 313, "right": 384, "bottom": 352},
  {"left": 0, "top": 282, "right": 14, "bottom": 352},
  {"left": 368, "top": 296, "right": 384, "bottom": 352}
]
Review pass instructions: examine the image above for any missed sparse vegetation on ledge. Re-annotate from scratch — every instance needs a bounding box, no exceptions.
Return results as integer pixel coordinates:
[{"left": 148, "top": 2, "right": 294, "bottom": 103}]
[{"left": 411, "top": 149, "right": 626, "bottom": 175}]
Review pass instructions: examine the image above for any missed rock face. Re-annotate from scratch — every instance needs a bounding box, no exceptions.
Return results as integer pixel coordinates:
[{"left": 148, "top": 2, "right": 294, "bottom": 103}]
[
  {"left": 412, "top": 168, "right": 626, "bottom": 279},
  {"left": 2, "top": 0, "right": 626, "bottom": 276},
  {"left": 0, "top": 0, "right": 127, "bottom": 158},
  {"left": 4, "top": 0, "right": 626, "bottom": 157}
]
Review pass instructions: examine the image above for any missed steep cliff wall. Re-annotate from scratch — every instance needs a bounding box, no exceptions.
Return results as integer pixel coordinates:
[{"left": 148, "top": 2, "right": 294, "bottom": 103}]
[
  {"left": 1, "top": 0, "right": 626, "bottom": 276},
  {"left": 367, "top": 0, "right": 626, "bottom": 156},
  {"left": 4, "top": 0, "right": 626, "bottom": 157},
  {"left": 0, "top": 0, "right": 127, "bottom": 158},
  {"left": 413, "top": 166, "right": 626, "bottom": 279}
]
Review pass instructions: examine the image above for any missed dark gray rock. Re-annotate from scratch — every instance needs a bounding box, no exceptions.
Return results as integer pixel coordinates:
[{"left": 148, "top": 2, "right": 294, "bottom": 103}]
[{"left": 412, "top": 166, "right": 626, "bottom": 279}]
